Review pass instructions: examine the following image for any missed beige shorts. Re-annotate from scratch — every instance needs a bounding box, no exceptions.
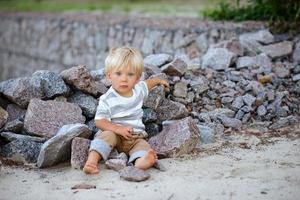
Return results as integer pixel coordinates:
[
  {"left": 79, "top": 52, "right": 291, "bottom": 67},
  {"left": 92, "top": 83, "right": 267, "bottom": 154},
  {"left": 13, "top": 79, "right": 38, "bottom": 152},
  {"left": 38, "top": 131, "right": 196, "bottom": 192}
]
[{"left": 90, "top": 130, "right": 151, "bottom": 163}]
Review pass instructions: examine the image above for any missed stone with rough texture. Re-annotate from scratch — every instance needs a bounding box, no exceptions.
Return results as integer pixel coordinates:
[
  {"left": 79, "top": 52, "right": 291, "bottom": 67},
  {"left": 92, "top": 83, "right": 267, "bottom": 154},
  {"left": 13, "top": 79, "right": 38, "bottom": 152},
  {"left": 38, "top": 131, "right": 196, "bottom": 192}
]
[
  {"left": 2, "top": 119, "right": 23, "bottom": 133},
  {"left": 31, "top": 70, "right": 70, "bottom": 99},
  {"left": 260, "top": 41, "right": 293, "bottom": 59},
  {"left": 202, "top": 48, "right": 236, "bottom": 70},
  {"left": 217, "top": 114, "right": 242, "bottom": 130},
  {"left": 155, "top": 99, "right": 189, "bottom": 121},
  {"left": 212, "top": 39, "right": 244, "bottom": 56},
  {"left": 236, "top": 54, "right": 272, "bottom": 69},
  {"left": 241, "top": 29, "right": 274, "bottom": 44},
  {"left": 148, "top": 117, "right": 200, "bottom": 157},
  {"left": 1, "top": 139, "right": 43, "bottom": 164},
  {"left": 37, "top": 123, "right": 92, "bottom": 168},
  {"left": 0, "top": 106, "right": 8, "bottom": 128},
  {"left": 0, "top": 77, "right": 43, "bottom": 108},
  {"left": 24, "top": 99, "right": 85, "bottom": 138},
  {"left": 144, "top": 53, "right": 173, "bottom": 68},
  {"left": 293, "top": 41, "right": 300, "bottom": 63},
  {"left": 119, "top": 166, "right": 150, "bottom": 182},
  {"left": 71, "top": 137, "right": 91, "bottom": 169},
  {"left": 0, "top": 131, "right": 47, "bottom": 143},
  {"left": 60, "top": 65, "right": 107, "bottom": 97},
  {"left": 68, "top": 92, "right": 98, "bottom": 118},
  {"left": 105, "top": 159, "right": 127, "bottom": 171},
  {"left": 161, "top": 58, "right": 187, "bottom": 76},
  {"left": 173, "top": 82, "right": 188, "bottom": 98},
  {"left": 143, "top": 86, "right": 165, "bottom": 110},
  {"left": 197, "top": 124, "right": 215, "bottom": 144},
  {"left": 6, "top": 104, "right": 26, "bottom": 122}
]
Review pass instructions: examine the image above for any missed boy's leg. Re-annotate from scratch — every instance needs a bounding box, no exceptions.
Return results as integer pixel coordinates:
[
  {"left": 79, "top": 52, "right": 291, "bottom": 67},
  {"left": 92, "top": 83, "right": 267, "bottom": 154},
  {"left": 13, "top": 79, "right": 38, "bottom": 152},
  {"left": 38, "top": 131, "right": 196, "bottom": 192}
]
[
  {"left": 128, "top": 138, "right": 158, "bottom": 170},
  {"left": 83, "top": 131, "right": 120, "bottom": 174}
]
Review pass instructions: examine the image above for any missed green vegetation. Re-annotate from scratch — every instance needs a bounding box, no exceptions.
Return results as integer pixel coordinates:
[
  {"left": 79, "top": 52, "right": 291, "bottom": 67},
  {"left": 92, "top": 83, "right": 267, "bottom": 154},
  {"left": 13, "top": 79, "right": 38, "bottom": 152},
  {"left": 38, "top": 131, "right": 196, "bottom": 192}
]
[
  {"left": 0, "top": 0, "right": 218, "bottom": 17},
  {"left": 203, "top": 0, "right": 300, "bottom": 33}
]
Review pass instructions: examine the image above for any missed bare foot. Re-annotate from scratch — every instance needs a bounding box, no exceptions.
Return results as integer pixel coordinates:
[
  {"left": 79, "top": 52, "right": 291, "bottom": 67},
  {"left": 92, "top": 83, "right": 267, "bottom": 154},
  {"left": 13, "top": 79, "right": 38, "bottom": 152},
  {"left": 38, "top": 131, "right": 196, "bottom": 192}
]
[
  {"left": 83, "top": 163, "right": 99, "bottom": 174},
  {"left": 135, "top": 149, "right": 158, "bottom": 170}
]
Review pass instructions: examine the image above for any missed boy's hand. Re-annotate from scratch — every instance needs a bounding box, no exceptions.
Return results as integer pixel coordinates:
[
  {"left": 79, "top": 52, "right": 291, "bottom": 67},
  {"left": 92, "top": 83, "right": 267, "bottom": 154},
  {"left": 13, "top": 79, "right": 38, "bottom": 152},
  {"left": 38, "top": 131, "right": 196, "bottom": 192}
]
[{"left": 115, "top": 125, "right": 133, "bottom": 140}]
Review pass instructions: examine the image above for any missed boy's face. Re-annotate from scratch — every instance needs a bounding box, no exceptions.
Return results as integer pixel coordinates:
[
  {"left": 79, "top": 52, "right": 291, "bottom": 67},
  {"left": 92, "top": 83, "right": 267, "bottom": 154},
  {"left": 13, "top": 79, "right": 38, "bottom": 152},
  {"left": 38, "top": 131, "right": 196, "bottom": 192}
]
[{"left": 107, "top": 66, "right": 140, "bottom": 97}]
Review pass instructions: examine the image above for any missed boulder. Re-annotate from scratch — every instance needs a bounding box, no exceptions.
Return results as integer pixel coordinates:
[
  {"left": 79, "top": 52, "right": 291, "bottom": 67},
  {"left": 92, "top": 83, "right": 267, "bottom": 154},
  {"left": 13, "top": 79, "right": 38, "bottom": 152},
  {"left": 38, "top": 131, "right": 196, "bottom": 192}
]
[
  {"left": 24, "top": 99, "right": 85, "bottom": 138},
  {"left": 148, "top": 117, "right": 200, "bottom": 158},
  {"left": 37, "top": 124, "right": 92, "bottom": 168},
  {"left": 1, "top": 139, "right": 43, "bottom": 164},
  {"left": 60, "top": 65, "right": 107, "bottom": 97},
  {"left": 71, "top": 137, "right": 91, "bottom": 169}
]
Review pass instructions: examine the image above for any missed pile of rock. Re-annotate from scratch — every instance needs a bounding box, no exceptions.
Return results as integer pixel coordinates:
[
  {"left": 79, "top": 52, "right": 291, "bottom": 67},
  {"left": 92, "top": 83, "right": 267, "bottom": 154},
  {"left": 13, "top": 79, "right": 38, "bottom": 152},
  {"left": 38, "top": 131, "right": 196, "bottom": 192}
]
[{"left": 0, "top": 29, "right": 299, "bottom": 172}]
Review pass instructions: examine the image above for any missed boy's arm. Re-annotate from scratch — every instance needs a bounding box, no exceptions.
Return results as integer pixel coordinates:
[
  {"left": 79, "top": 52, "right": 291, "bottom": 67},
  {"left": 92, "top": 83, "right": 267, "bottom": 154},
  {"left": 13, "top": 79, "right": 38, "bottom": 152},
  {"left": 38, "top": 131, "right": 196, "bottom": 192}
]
[
  {"left": 145, "top": 78, "right": 170, "bottom": 91},
  {"left": 95, "top": 118, "right": 133, "bottom": 139}
]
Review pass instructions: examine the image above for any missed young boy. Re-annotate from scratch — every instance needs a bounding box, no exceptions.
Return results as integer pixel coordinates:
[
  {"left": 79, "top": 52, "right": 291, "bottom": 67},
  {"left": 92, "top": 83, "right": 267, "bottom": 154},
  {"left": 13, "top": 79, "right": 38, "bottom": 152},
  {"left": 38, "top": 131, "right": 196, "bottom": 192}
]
[{"left": 83, "top": 46, "right": 169, "bottom": 174}]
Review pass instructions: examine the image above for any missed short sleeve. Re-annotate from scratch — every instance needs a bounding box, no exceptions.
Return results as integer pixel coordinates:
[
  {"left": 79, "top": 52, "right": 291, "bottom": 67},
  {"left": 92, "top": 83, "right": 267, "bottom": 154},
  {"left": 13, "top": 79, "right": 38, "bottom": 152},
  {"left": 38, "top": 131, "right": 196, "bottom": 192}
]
[
  {"left": 94, "top": 99, "right": 111, "bottom": 121},
  {"left": 135, "top": 81, "right": 149, "bottom": 99}
]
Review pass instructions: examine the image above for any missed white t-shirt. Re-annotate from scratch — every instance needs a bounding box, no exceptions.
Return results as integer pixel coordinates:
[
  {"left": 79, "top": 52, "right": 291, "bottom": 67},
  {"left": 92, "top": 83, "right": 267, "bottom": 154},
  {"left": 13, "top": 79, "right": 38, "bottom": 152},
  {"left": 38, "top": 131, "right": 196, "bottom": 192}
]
[{"left": 95, "top": 81, "right": 149, "bottom": 133}]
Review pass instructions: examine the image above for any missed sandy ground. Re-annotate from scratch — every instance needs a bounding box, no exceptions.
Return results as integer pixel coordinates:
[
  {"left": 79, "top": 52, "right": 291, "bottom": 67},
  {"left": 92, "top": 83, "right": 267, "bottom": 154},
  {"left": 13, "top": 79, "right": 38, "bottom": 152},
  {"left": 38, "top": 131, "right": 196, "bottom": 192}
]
[{"left": 0, "top": 135, "right": 300, "bottom": 200}]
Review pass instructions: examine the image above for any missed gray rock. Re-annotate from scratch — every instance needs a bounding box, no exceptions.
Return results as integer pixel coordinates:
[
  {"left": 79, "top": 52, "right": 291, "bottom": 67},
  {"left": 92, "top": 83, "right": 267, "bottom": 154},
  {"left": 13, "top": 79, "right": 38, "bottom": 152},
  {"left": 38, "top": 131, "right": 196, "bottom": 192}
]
[
  {"left": 235, "top": 110, "right": 245, "bottom": 120},
  {"left": 31, "top": 70, "right": 70, "bottom": 99},
  {"left": 293, "top": 40, "right": 300, "bottom": 63},
  {"left": 197, "top": 124, "right": 215, "bottom": 144},
  {"left": 60, "top": 65, "right": 107, "bottom": 97},
  {"left": 144, "top": 53, "right": 173, "bottom": 68},
  {"left": 242, "top": 94, "right": 256, "bottom": 107},
  {"left": 241, "top": 106, "right": 253, "bottom": 113},
  {"left": 0, "top": 77, "right": 43, "bottom": 108},
  {"left": 1, "top": 139, "right": 42, "bottom": 164},
  {"left": 260, "top": 41, "right": 293, "bottom": 59},
  {"left": 208, "top": 108, "right": 236, "bottom": 121},
  {"left": 119, "top": 166, "right": 150, "bottom": 182},
  {"left": 86, "top": 119, "right": 98, "bottom": 135},
  {"left": 241, "top": 30, "right": 274, "bottom": 44},
  {"left": 173, "top": 82, "right": 188, "bottom": 98},
  {"left": 161, "top": 58, "right": 187, "bottom": 76},
  {"left": 236, "top": 54, "right": 272, "bottom": 69},
  {"left": 71, "top": 137, "right": 91, "bottom": 169},
  {"left": 144, "top": 86, "right": 165, "bottom": 110},
  {"left": 148, "top": 117, "right": 199, "bottom": 157},
  {"left": 292, "top": 74, "right": 300, "bottom": 81},
  {"left": 221, "top": 96, "right": 234, "bottom": 104},
  {"left": 145, "top": 123, "right": 160, "bottom": 138},
  {"left": 6, "top": 104, "right": 26, "bottom": 122},
  {"left": 217, "top": 114, "right": 242, "bottom": 130},
  {"left": 24, "top": 99, "right": 85, "bottom": 138},
  {"left": 37, "top": 123, "right": 92, "bottom": 168},
  {"left": 0, "top": 106, "right": 8, "bottom": 128},
  {"left": 0, "top": 132, "right": 46, "bottom": 143},
  {"left": 274, "top": 64, "right": 290, "bottom": 78},
  {"left": 2, "top": 119, "right": 23, "bottom": 133},
  {"left": 257, "top": 105, "right": 267, "bottom": 116},
  {"left": 68, "top": 92, "right": 98, "bottom": 118},
  {"left": 242, "top": 113, "right": 251, "bottom": 123},
  {"left": 202, "top": 48, "right": 236, "bottom": 70},
  {"left": 269, "top": 116, "right": 299, "bottom": 130},
  {"left": 105, "top": 159, "right": 127, "bottom": 171},
  {"left": 231, "top": 96, "right": 244, "bottom": 111},
  {"left": 155, "top": 99, "right": 189, "bottom": 121},
  {"left": 212, "top": 39, "right": 244, "bottom": 56},
  {"left": 142, "top": 108, "right": 157, "bottom": 123}
]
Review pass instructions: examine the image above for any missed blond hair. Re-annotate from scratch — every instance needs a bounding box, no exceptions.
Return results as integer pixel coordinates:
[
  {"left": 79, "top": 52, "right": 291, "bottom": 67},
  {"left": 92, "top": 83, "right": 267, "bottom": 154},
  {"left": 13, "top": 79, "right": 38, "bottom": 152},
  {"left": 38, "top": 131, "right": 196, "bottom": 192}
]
[{"left": 104, "top": 46, "right": 144, "bottom": 77}]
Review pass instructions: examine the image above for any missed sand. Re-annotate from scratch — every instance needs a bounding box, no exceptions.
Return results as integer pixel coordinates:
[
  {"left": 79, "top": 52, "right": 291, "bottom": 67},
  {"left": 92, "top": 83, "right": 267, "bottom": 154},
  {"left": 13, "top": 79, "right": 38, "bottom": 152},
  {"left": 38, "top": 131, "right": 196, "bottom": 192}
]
[{"left": 0, "top": 134, "right": 300, "bottom": 200}]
